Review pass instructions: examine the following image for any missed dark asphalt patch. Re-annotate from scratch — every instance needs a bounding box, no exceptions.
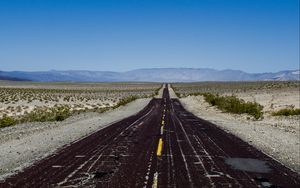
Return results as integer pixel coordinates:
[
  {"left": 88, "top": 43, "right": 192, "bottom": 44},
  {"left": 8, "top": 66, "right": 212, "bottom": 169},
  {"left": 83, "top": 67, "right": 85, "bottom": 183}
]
[{"left": 93, "top": 170, "right": 114, "bottom": 179}]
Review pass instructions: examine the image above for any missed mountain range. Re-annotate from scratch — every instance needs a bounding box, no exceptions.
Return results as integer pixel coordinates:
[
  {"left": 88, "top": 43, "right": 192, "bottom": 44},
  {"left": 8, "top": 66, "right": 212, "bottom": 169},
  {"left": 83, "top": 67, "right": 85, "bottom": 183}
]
[{"left": 0, "top": 68, "right": 299, "bottom": 82}]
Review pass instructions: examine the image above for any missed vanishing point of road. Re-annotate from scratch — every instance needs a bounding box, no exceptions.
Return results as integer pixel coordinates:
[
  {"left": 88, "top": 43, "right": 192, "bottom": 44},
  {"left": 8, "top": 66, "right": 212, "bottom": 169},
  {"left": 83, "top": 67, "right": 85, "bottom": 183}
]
[{"left": 1, "top": 85, "right": 300, "bottom": 187}]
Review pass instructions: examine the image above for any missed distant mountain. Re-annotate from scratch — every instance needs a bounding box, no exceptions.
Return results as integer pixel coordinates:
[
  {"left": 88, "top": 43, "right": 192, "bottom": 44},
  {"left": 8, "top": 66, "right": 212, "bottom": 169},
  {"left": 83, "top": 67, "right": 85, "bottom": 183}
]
[
  {"left": 0, "top": 72, "right": 30, "bottom": 81},
  {"left": 0, "top": 68, "right": 299, "bottom": 82}
]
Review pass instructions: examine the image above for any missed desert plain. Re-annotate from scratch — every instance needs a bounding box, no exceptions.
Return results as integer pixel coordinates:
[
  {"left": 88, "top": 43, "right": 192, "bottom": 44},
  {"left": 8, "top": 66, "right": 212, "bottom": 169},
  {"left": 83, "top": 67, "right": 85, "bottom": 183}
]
[{"left": 0, "top": 81, "right": 299, "bottom": 180}]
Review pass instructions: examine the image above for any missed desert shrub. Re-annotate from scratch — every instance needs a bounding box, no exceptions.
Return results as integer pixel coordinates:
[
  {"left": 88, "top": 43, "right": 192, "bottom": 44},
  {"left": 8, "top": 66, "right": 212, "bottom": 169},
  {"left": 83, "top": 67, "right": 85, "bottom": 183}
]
[
  {"left": 202, "top": 93, "right": 263, "bottom": 119},
  {"left": 272, "top": 108, "right": 300, "bottom": 116},
  {"left": 54, "top": 107, "right": 71, "bottom": 121},
  {"left": 113, "top": 95, "right": 138, "bottom": 109},
  {"left": 154, "top": 87, "right": 161, "bottom": 96},
  {"left": 96, "top": 107, "right": 111, "bottom": 113},
  {"left": 0, "top": 115, "right": 16, "bottom": 128},
  {"left": 20, "top": 106, "right": 71, "bottom": 123},
  {"left": 174, "top": 91, "right": 182, "bottom": 98}
]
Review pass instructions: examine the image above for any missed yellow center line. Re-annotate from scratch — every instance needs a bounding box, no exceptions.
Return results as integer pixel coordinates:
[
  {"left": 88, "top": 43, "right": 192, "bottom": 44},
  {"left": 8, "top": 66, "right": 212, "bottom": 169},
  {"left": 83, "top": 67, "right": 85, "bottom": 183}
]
[
  {"left": 152, "top": 105, "right": 167, "bottom": 187},
  {"left": 152, "top": 172, "right": 158, "bottom": 188},
  {"left": 156, "top": 138, "right": 163, "bottom": 157}
]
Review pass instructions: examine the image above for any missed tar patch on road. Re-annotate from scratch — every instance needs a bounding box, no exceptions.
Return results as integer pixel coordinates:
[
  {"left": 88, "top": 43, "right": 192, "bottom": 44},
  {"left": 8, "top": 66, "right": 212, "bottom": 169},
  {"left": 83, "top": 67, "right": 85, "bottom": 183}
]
[{"left": 225, "top": 158, "right": 272, "bottom": 173}]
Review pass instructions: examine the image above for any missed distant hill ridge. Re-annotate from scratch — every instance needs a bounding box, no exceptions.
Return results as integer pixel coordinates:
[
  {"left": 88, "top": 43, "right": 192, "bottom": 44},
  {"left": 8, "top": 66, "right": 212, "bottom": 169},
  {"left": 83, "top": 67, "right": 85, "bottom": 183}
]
[{"left": 0, "top": 68, "right": 299, "bottom": 82}]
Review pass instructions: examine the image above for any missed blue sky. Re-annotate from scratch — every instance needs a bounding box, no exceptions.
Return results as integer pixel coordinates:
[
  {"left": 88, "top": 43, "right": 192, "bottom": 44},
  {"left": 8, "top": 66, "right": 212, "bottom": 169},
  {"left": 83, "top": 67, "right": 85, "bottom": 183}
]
[{"left": 0, "top": 0, "right": 299, "bottom": 73}]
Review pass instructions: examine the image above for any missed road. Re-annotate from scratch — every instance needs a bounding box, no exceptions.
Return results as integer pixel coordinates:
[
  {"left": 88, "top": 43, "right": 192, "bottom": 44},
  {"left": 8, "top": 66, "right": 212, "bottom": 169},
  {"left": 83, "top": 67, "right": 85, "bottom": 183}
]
[{"left": 1, "top": 85, "right": 300, "bottom": 187}]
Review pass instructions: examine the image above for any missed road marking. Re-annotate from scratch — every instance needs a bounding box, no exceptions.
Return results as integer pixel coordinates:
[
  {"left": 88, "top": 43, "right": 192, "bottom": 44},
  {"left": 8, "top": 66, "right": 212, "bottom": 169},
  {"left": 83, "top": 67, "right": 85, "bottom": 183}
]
[
  {"left": 52, "top": 165, "right": 63, "bottom": 168},
  {"left": 143, "top": 152, "right": 154, "bottom": 188},
  {"left": 168, "top": 133, "right": 176, "bottom": 188},
  {"left": 160, "top": 126, "right": 164, "bottom": 135},
  {"left": 152, "top": 172, "right": 158, "bottom": 188},
  {"left": 206, "top": 174, "right": 221, "bottom": 178},
  {"left": 58, "top": 158, "right": 91, "bottom": 186},
  {"left": 171, "top": 115, "right": 193, "bottom": 187},
  {"left": 58, "top": 107, "right": 155, "bottom": 186},
  {"left": 156, "top": 138, "right": 163, "bottom": 157},
  {"left": 171, "top": 105, "right": 213, "bottom": 186},
  {"left": 162, "top": 120, "right": 164, "bottom": 125},
  {"left": 75, "top": 155, "right": 85, "bottom": 158}
]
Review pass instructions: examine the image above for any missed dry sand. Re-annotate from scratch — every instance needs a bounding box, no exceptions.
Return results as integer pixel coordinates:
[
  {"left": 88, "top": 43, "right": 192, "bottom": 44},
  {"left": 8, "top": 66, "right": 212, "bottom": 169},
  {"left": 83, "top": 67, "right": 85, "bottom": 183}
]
[
  {"left": 233, "top": 89, "right": 300, "bottom": 113},
  {"left": 168, "top": 84, "right": 178, "bottom": 98},
  {"left": 179, "top": 94, "right": 300, "bottom": 173},
  {"left": 0, "top": 82, "right": 160, "bottom": 118},
  {"left": 0, "top": 98, "right": 151, "bottom": 179}
]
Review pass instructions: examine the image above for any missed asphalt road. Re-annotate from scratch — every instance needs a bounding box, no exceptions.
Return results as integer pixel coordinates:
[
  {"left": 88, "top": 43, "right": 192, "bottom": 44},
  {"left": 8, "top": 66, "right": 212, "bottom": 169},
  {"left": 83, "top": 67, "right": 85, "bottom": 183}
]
[{"left": 1, "top": 85, "right": 299, "bottom": 187}]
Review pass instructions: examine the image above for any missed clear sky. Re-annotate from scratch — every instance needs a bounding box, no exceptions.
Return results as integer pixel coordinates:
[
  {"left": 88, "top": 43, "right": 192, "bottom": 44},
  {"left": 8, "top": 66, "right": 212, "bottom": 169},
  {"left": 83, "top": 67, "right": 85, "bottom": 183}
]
[{"left": 0, "top": 0, "right": 299, "bottom": 73}]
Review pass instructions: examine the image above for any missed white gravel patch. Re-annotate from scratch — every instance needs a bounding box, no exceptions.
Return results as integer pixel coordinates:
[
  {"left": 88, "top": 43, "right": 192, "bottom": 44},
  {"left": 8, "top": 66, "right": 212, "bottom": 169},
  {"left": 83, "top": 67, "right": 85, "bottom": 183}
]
[
  {"left": 0, "top": 98, "right": 151, "bottom": 179},
  {"left": 168, "top": 84, "right": 178, "bottom": 99},
  {"left": 233, "top": 89, "right": 300, "bottom": 112},
  {"left": 180, "top": 95, "right": 300, "bottom": 173}
]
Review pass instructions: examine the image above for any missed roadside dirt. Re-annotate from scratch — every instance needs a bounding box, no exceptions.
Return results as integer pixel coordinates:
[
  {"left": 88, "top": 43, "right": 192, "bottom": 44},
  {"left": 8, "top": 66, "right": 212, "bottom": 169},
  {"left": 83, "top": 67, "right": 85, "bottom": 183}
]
[
  {"left": 0, "top": 98, "right": 151, "bottom": 179},
  {"left": 168, "top": 84, "right": 177, "bottom": 98}
]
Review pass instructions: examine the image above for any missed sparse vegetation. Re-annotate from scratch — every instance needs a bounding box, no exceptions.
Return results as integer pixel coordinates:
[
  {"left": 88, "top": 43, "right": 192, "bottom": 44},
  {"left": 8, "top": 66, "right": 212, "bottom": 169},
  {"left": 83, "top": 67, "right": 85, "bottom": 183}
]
[
  {"left": 172, "top": 81, "right": 299, "bottom": 96},
  {"left": 113, "top": 95, "right": 139, "bottom": 109},
  {"left": 171, "top": 81, "right": 299, "bottom": 119},
  {"left": 0, "top": 115, "right": 17, "bottom": 128},
  {"left": 201, "top": 93, "right": 264, "bottom": 119},
  {"left": 19, "top": 106, "right": 71, "bottom": 123},
  {"left": 0, "top": 82, "right": 162, "bottom": 128},
  {"left": 272, "top": 108, "right": 300, "bottom": 116}
]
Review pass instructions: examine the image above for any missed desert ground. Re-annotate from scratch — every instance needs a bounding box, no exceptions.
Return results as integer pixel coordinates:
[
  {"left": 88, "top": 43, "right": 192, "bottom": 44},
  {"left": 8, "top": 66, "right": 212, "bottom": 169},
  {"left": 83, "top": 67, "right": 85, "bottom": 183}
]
[
  {"left": 0, "top": 82, "right": 163, "bottom": 178},
  {"left": 0, "top": 81, "right": 161, "bottom": 118},
  {"left": 0, "top": 81, "right": 299, "bottom": 182},
  {"left": 172, "top": 81, "right": 300, "bottom": 172}
]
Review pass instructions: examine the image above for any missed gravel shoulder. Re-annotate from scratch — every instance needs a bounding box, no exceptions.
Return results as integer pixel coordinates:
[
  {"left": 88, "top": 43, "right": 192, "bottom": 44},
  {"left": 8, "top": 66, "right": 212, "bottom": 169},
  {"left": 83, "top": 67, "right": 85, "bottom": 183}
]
[
  {"left": 180, "top": 95, "right": 300, "bottom": 173},
  {"left": 168, "top": 84, "right": 178, "bottom": 98},
  {"left": 0, "top": 98, "right": 151, "bottom": 179}
]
